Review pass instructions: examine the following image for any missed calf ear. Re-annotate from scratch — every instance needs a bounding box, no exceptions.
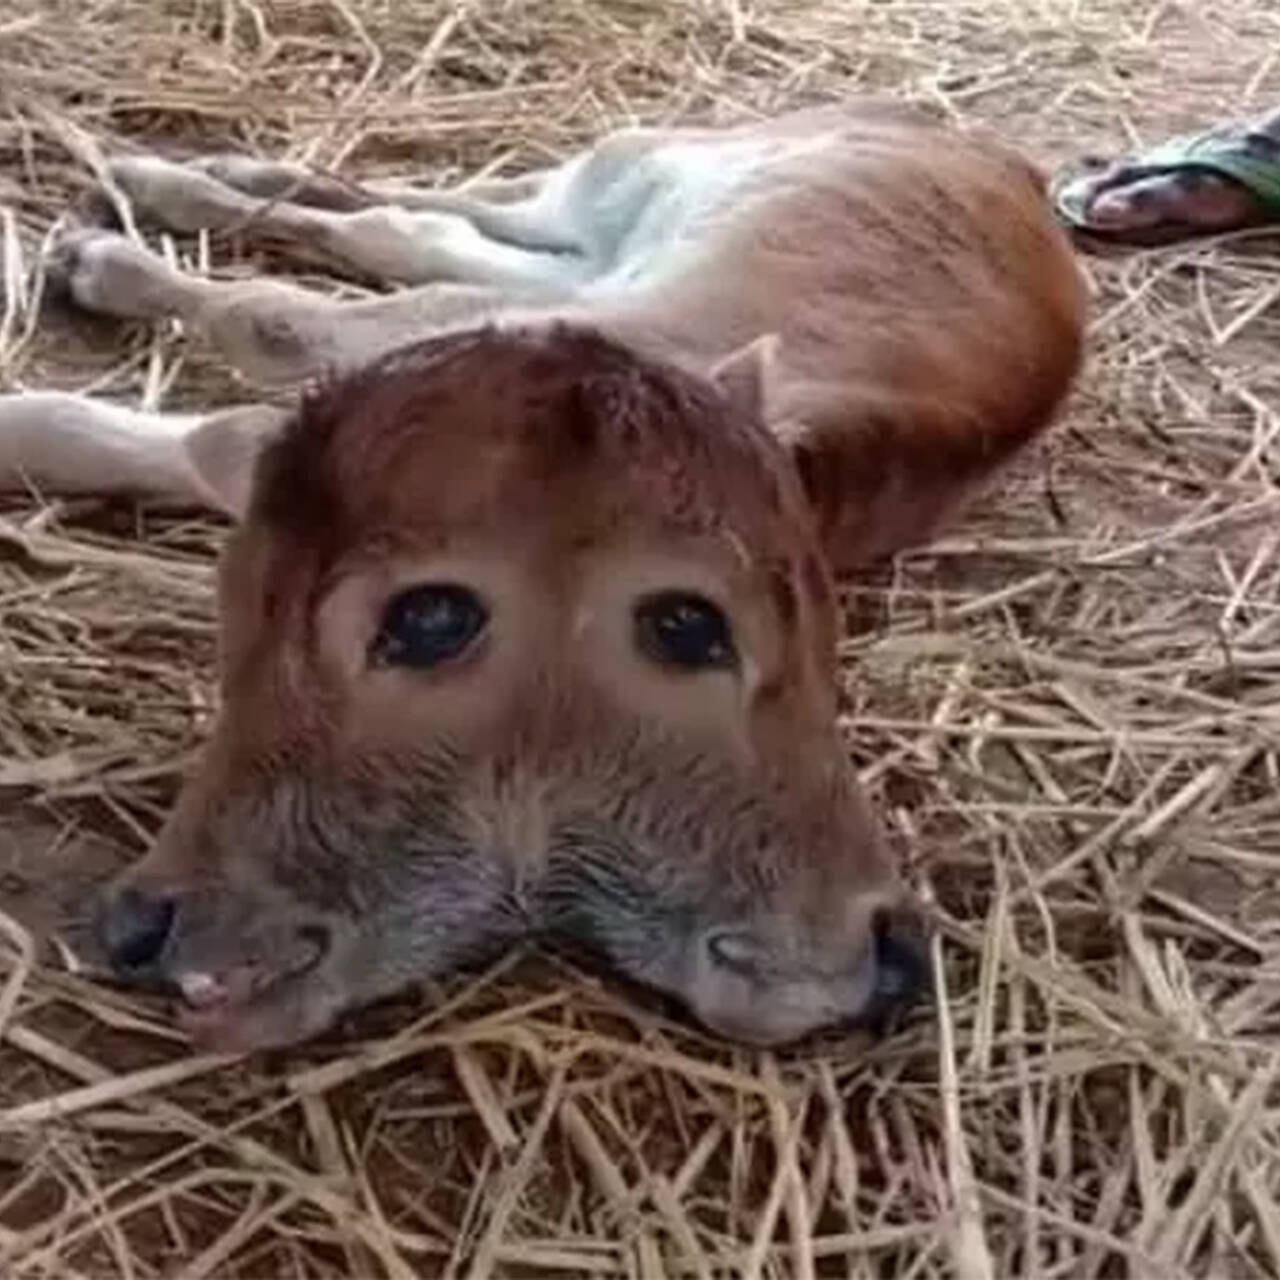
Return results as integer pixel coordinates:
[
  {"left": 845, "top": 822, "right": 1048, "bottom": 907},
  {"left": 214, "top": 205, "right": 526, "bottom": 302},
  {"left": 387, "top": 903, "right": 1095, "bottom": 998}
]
[
  {"left": 183, "top": 406, "right": 290, "bottom": 519},
  {"left": 709, "top": 334, "right": 780, "bottom": 421}
]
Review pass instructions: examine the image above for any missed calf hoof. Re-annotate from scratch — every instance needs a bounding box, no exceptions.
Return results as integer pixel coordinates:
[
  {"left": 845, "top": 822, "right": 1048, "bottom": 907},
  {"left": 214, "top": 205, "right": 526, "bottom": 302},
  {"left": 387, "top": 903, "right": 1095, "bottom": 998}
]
[{"left": 45, "top": 226, "right": 179, "bottom": 321}]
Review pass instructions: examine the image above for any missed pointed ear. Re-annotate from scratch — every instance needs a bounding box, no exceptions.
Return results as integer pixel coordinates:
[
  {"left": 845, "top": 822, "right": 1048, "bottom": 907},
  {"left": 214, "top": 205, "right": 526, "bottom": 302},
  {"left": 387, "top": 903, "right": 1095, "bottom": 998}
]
[
  {"left": 709, "top": 333, "right": 780, "bottom": 421},
  {"left": 182, "top": 405, "right": 289, "bottom": 519}
]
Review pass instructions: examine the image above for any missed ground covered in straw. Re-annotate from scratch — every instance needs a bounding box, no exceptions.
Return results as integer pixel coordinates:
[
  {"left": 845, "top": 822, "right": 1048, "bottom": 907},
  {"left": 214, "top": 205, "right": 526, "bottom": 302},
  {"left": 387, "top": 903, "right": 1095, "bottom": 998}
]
[{"left": 0, "top": 1, "right": 1278, "bottom": 1276}]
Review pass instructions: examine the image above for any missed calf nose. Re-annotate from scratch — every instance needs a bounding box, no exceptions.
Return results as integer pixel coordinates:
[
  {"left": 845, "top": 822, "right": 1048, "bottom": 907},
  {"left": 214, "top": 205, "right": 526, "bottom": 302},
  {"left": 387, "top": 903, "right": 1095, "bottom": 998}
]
[{"left": 98, "top": 887, "right": 177, "bottom": 973}]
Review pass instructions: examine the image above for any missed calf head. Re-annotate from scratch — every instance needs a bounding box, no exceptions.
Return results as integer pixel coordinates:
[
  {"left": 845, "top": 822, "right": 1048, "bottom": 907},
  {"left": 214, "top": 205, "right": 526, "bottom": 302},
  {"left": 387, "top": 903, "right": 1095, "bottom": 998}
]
[{"left": 98, "top": 325, "right": 925, "bottom": 1049}]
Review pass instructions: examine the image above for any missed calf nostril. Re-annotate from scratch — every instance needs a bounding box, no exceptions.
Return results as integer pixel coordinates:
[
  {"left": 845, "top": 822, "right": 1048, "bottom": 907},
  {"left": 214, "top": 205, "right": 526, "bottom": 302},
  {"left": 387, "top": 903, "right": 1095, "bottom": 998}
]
[
  {"left": 870, "top": 905, "right": 929, "bottom": 1006},
  {"left": 296, "top": 922, "right": 331, "bottom": 958},
  {"left": 99, "top": 888, "right": 177, "bottom": 973}
]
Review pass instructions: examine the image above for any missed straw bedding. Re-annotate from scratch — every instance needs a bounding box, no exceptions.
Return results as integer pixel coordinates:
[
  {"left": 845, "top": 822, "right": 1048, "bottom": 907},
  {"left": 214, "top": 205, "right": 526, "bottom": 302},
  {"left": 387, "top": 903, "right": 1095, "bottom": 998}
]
[{"left": 1, "top": 1, "right": 1278, "bottom": 1276}]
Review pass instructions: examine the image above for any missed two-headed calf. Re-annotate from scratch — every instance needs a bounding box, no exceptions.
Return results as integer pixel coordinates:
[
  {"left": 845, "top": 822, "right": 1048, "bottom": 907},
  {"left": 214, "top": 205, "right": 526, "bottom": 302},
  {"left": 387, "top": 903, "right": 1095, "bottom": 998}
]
[{"left": 0, "top": 102, "right": 1086, "bottom": 1048}]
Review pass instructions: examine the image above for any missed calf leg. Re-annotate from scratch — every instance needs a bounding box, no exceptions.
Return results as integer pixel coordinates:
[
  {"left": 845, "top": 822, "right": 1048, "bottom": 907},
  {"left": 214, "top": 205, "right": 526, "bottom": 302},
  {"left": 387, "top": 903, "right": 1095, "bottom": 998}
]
[
  {"left": 106, "top": 156, "right": 588, "bottom": 285},
  {"left": 55, "top": 228, "right": 565, "bottom": 386},
  {"left": 0, "top": 392, "right": 285, "bottom": 515},
  {"left": 191, "top": 159, "right": 572, "bottom": 249},
  {"left": 188, "top": 154, "right": 549, "bottom": 211},
  {"left": 184, "top": 156, "right": 373, "bottom": 213}
]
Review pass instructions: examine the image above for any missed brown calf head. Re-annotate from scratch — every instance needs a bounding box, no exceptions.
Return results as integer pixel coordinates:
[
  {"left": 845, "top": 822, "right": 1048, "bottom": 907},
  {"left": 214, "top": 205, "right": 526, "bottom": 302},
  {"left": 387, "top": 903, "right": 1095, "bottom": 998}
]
[{"left": 98, "top": 325, "right": 924, "bottom": 1049}]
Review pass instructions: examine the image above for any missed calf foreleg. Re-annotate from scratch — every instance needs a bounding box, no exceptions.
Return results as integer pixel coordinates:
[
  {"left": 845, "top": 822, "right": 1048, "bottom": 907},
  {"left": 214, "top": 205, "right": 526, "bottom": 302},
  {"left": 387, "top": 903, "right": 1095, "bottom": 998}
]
[
  {"left": 55, "top": 229, "right": 561, "bottom": 386},
  {"left": 0, "top": 393, "right": 285, "bottom": 515},
  {"left": 105, "top": 156, "right": 588, "bottom": 285}
]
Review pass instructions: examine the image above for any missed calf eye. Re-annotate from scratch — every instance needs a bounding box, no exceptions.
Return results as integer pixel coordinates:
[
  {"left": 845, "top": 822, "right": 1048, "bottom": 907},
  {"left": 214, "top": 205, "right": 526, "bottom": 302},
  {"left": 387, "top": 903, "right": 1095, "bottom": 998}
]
[
  {"left": 370, "top": 584, "right": 488, "bottom": 669},
  {"left": 634, "top": 591, "right": 737, "bottom": 671}
]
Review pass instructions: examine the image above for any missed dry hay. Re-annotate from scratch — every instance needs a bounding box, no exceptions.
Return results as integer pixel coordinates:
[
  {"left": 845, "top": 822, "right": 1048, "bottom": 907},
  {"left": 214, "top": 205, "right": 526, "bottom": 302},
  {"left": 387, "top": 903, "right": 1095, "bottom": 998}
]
[{"left": 0, "top": 1, "right": 1278, "bottom": 1276}]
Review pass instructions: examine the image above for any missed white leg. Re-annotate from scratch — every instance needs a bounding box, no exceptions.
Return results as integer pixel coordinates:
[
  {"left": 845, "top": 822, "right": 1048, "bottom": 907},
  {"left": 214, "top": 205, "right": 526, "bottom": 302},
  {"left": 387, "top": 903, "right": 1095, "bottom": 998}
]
[
  {"left": 107, "top": 156, "right": 589, "bottom": 286},
  {"left": 52, "top": 227, "right": 213, "bottom": 322},
  {"left": 55, "top": 228, "right": 571, "bottom": 386},
  {"left": 186, "top": 155, "right": 370, "bottom": 212},
  {"left": 190, "top": 154, "right": 551, "bottom": 211},
  {"left": 375, "top": 170, "right": 550, "bottom": 205},
  {"left": 0, "top": 392, "right": 285, "bottom": 515},
  {"left": 306, "top": 205, "right": 588, "bottom": 286}
]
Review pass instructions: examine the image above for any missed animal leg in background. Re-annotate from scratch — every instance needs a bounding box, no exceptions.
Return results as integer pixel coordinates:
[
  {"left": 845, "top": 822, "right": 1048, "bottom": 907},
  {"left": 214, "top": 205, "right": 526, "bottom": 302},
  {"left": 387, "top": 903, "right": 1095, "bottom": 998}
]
[
  {"left": 0, "top": 393, "right": 285, "bottom": 514},
  {"left": 53, "top": 228, "right": 564, "bottom": 386},
  {"left": 103, "top": 153, "right": 591, "bottom": 282}
]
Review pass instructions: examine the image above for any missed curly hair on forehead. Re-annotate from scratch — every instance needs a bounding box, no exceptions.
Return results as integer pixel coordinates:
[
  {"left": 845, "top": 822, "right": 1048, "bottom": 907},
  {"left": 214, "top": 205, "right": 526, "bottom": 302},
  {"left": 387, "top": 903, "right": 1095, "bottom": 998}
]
[{"left": 248, "top": 322, "right": 811, "bottom": 556}]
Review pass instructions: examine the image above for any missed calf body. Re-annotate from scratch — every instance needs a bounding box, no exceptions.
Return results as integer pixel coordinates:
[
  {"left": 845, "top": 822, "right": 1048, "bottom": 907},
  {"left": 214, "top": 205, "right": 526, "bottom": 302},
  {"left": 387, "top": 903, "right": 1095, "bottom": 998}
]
[{"left": 0, "top": 102, "right": 1086, "bottom": 1048}]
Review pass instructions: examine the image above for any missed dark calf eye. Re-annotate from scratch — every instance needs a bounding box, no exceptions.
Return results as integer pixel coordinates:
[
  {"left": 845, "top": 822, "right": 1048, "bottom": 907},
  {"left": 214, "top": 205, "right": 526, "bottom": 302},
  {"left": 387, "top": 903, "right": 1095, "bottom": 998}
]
[
  {"left": 634, "top": 591, "right": 737, "bottom": 671},
  {"left": 371, "top": 583, "right": 488, "bottom": 669}
]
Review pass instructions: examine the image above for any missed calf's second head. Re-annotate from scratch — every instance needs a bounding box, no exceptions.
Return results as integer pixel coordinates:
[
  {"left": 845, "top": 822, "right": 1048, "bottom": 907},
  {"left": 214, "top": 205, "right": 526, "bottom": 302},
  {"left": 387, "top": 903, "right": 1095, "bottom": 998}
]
[{"left": 98, "top": 325, "right": 925, "bottom": 1049}]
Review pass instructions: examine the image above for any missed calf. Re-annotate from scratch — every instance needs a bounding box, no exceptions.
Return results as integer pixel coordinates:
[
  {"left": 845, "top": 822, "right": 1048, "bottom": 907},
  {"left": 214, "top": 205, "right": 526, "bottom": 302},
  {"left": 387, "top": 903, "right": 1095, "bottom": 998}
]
[{"left": 0, "top": 102, "right": 1086, "bottom": 1049}]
